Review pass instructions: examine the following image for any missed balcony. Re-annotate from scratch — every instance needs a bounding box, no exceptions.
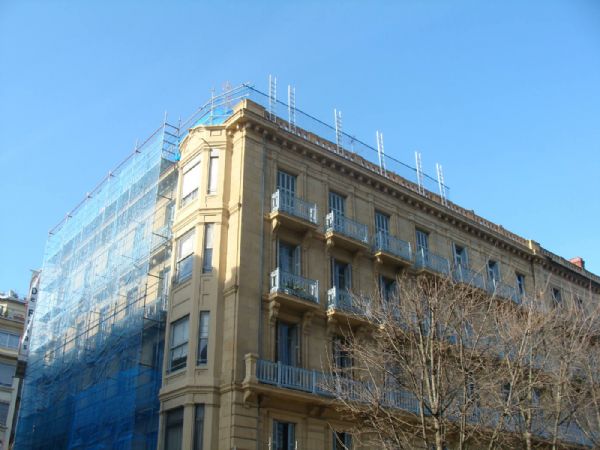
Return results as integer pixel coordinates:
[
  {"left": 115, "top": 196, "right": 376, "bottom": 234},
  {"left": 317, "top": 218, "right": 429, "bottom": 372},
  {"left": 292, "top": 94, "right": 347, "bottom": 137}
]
[
  {"left": 246, "top": 356, "right": 422, "bottom": 415},
  {"left": 452, "top": 266, "right": 486, "bottom": 291},
  {"left": 414, "top": 249, "right": 450, "bottom": 276},
  {"left": 373, "top": 231, "right": 412, "bottom": 267},
  {"left": 269, "top": 268, "right": 319, "bottom": 309},
  {"left": 270, "top": 190, "right": 318, "bottom": 232},
  {"left": 488, "top": 280, "right": 520, "bottom": 304},
  {"left": 325, "top": 212, "right": 369, "bottom": 252},
  {"left": 327, "top": 287, "right": 370, "bottom": 325},
  {"left": 245, "top": 357, "right": 594, "bottom": 448}
]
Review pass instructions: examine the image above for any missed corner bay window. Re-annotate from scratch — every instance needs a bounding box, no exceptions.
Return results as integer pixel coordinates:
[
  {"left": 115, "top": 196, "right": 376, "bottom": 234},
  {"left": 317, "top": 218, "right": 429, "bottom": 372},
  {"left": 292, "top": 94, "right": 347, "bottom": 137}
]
[
  {"left": 180, "top": 155, "right": 201, "bottom": 207},
  {"left": 176, "top": 229, "right": 195, "bottom": 283},
  {"left": 169, "top": 316, "right": 189, "bottom": 371}
]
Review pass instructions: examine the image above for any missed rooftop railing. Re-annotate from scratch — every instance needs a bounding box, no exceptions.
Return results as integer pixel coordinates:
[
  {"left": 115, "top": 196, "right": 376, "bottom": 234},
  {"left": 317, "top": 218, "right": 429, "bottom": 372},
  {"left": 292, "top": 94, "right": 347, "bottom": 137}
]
[
  {"left": 452, "top": 266, "right": 486, "bottom": 291},
  {"left": 373, "top": 231, "right": 412, "bottom": 262},
  {"left": 325, "top": 212, "right": 369, "bottom": 244},
  {"left": 271, "top": 190, "right": 318, "bottom": 225},
  {"left": 270, "top": 268, "right": 319, "bottom": 304},
  {"left": 414, "top": 249, "right": 450, "bottom": 276}
]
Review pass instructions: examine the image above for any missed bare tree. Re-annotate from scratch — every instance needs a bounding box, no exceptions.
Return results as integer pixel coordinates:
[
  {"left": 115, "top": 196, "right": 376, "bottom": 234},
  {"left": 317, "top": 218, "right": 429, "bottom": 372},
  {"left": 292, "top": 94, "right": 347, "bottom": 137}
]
[{"left": 323, "top": 273, "right": 600, "bottom": 450}]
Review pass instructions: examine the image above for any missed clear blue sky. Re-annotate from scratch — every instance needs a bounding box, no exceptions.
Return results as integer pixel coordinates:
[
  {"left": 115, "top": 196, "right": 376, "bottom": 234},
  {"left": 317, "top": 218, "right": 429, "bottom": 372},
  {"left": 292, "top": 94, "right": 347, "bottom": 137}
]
[{"left": 1, "top": 0, "right": 599, "bottom": 296}]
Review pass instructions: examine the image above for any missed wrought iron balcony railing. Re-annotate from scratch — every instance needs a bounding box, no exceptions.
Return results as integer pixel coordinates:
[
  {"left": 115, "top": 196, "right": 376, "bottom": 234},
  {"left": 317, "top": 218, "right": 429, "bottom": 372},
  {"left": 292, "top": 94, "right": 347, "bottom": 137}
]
[
  {"left": 327, "top": 287, "right": 367, "bottom": 316},
  {"left": 452, "top": 265, "right": 486, "bottom": 290},
  {"left": 271, "top": 190, "right": 318, "bottom": 225},
  {"left": 373, "top": 231, "right": 412, "bottom": 261},
  {"left": 414, "top": 249, "right": 450, "bottom": 276},
  {"left": 325, "top": 212, "right": 369, "bottom": 244},
  {"left": 270, "top": 268, "right": 319, "bottom": 304},
  {"left": 488, "top": 279, "right": 520, "bottom": 304}
]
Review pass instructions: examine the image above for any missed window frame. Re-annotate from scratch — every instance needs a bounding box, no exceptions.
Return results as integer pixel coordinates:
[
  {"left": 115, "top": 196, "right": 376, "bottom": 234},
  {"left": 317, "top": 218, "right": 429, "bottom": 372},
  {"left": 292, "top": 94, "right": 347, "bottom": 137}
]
[
  {"left": 169, "top": 315, "right": 189, "bottom": 372},
  {"left": 207, "top": 149, "right": 219, "bottom": 195},
  {"left": 197, "top": 311, "right": 210, "bottom": 365},
  {"left": 164, "top": 407, "right": 184, "bottom": 450},
  {"left": 202, "top": 224, "right": 214, "bottom": 274},
  {"left": 180, "top": 155, "right": 202, "bottom": 208},
  {"left": 176, "top": 229, "right": 195, "bottom": 283}
]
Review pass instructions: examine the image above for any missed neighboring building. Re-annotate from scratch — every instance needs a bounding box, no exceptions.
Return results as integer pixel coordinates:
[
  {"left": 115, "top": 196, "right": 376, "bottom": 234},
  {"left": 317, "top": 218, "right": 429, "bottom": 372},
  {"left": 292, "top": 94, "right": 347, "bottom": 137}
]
[
  {"left": 15, "top": 84, "right": 600, "bottom": 449},
  {"left": 0, "top": 291, "right": 26, "bottom": 450}
]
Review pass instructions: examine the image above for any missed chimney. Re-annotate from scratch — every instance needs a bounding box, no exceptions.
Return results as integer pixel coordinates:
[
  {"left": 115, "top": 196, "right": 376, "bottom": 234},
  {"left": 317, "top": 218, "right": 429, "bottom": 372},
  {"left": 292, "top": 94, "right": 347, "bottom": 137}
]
[{"left": 569, "top": 257, "right": 585, "bottom": 269}]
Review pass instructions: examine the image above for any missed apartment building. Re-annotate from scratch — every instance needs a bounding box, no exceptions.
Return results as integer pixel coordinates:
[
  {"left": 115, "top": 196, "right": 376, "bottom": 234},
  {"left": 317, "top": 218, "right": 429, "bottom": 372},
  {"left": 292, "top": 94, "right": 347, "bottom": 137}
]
[
  {"left": 159, "top": 96, "right": 599, "bottom": 449},
  {"left": 16, "top": 84, "right": 599, "bottom": 450},
  {"left": 0, "top": 291, "right": 25, "bottom": 450}
]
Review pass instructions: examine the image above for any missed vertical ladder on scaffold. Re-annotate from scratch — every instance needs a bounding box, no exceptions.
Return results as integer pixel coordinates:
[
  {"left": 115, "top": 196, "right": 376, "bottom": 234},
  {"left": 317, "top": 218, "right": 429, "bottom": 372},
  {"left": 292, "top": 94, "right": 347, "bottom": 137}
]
[
  {"left": 376, "top": 131, "right": 387, "bottom": 176},
  {"left": 334, "top": 109, "right": 343, "bottom": 154},
  {"left": 436, "top": 163, "right": 448, "bottom": 206},
  {"left": 415, "top": 151, "right": 425, "bottom": 195},
  {"left": 288, "top": 85, "right": 296, "bottom": 133},
  {"left": 268, "top": 75, "right": 277, "bottom": 121}
]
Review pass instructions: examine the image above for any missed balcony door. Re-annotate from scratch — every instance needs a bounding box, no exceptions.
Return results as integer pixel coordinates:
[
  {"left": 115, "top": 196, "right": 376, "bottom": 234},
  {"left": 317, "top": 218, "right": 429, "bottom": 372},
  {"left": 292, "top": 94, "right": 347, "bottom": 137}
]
[
  {"left": 416, "top": 229, "right": 429, "bottom": 261},
  {"left": 332, "top": 259, "right": 351, "bottom": 291},
  {"left": 277, "top": 170, "right": 296, "bottom": 213},
  {"left": 276, "top": 322, "right": 299, "bottom": 367},
  {"left": 273, "top": 421, "right": 295, "bottom": 450},
  {"left": 278, "top": 241, "right": 300, "bottom": 276}
]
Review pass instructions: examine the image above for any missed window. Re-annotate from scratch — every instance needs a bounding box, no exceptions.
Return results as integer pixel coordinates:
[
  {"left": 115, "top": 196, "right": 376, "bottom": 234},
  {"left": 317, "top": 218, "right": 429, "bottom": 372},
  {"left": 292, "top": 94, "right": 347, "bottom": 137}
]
[
  {"left": 197, "top": 312, "right": 209, "bottom": 365},
  {"left": 333, "top": 431, "right": 352, "bottom": 449},
  {"left": 202, "top": 224, "right": 214, "bottom": 274},
  {"left": 328, "top": 192, "right": 345, "bottom": 216},
  {"left": 0, "top": 402, "right": 8, "bottom": 427},
  {"left": 379, "top": 275, "right": 397, "bottom": 303},
  {"left": 0, "top": 363, "right": 14, "bottom": 386},
  {"left": 516, "top": 273, "right": 526, "bottom": 297},
  {"left": 164, "top": 200, "right": 175, "bottom": 226},
  {"left": 333, "top": 337, "right": 351, "bottom": 375},
  {"left": 453, "top": 244, "right": 468, "bottom": 268},
  {"left": 164, "top": 407, "right": 184, "bottom": 450},
  {"left": 176, "top": 229, "right": 195, "bottom": 283},
  {"left": 374, "top": 211, "right": 390, "bottom": 234},
  {"left": 207, "top": 149, "right": 219, "bottom": 194},
  {"left": 277, "top": 170, "right": 296, "bottom": 195},
  {"left": 487, "top": 260, "right": 500, "bottom": 287},
  {"left": 415, "top": 229, "right": 429, "bottom": 257},
  {"left": 276, "top": 322, "right": 299, "bottom": 366},
  {"left": 193, "top": 404, "right": 205, "bottom": 450},
  {"left": 332, "top": 259, "right": 351, "bottom": 291},
  {"left": 501, "top": 382, "right": 512, "bottom": 402},
  {"left": 169, "top": 316, "right": 189, "bottom": 371},
  {"left": 126, "top": 287, "right": 138, "bottom": 315},
  {"left": 157, "top": 267, "right": 171, "bottom": 304},
  {"left": 277, "top": 170, "right": 297, "bottom": 213},
  {"left": 278, "top": 241, "right": 300, "bottom": 275},
  {"left": 181, "top": 155, "right": 201, "bottom": 207},
  {"left": 552, "top": 287, "right": 563, "bottom": 305},
  {"left": 0, "top": 331, "right": 20, "bottom": 350},
  {"left": 273, "top": 420, "right": 295, "bottom": 450}
]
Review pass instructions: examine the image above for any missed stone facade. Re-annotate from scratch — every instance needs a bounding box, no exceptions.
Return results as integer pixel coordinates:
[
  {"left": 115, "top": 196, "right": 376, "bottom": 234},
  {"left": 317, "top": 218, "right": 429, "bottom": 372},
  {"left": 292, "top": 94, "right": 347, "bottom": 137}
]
[{"left": 157, "top": 99, "right": 599, "bottom": 450}]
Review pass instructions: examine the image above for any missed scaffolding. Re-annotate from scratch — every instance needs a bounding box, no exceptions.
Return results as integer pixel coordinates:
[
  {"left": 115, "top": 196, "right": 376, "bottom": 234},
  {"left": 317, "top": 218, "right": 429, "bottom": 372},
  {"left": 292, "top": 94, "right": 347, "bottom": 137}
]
[{"left": 14, "top": 122, "right": 179, "bottom": 450}]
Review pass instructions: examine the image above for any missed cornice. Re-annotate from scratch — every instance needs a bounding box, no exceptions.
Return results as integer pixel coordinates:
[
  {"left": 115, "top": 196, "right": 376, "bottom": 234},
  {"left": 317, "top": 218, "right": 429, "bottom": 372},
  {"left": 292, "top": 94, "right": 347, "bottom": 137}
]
[{"left": 223, "top": 105, "right": 600, "bottom": 292}]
